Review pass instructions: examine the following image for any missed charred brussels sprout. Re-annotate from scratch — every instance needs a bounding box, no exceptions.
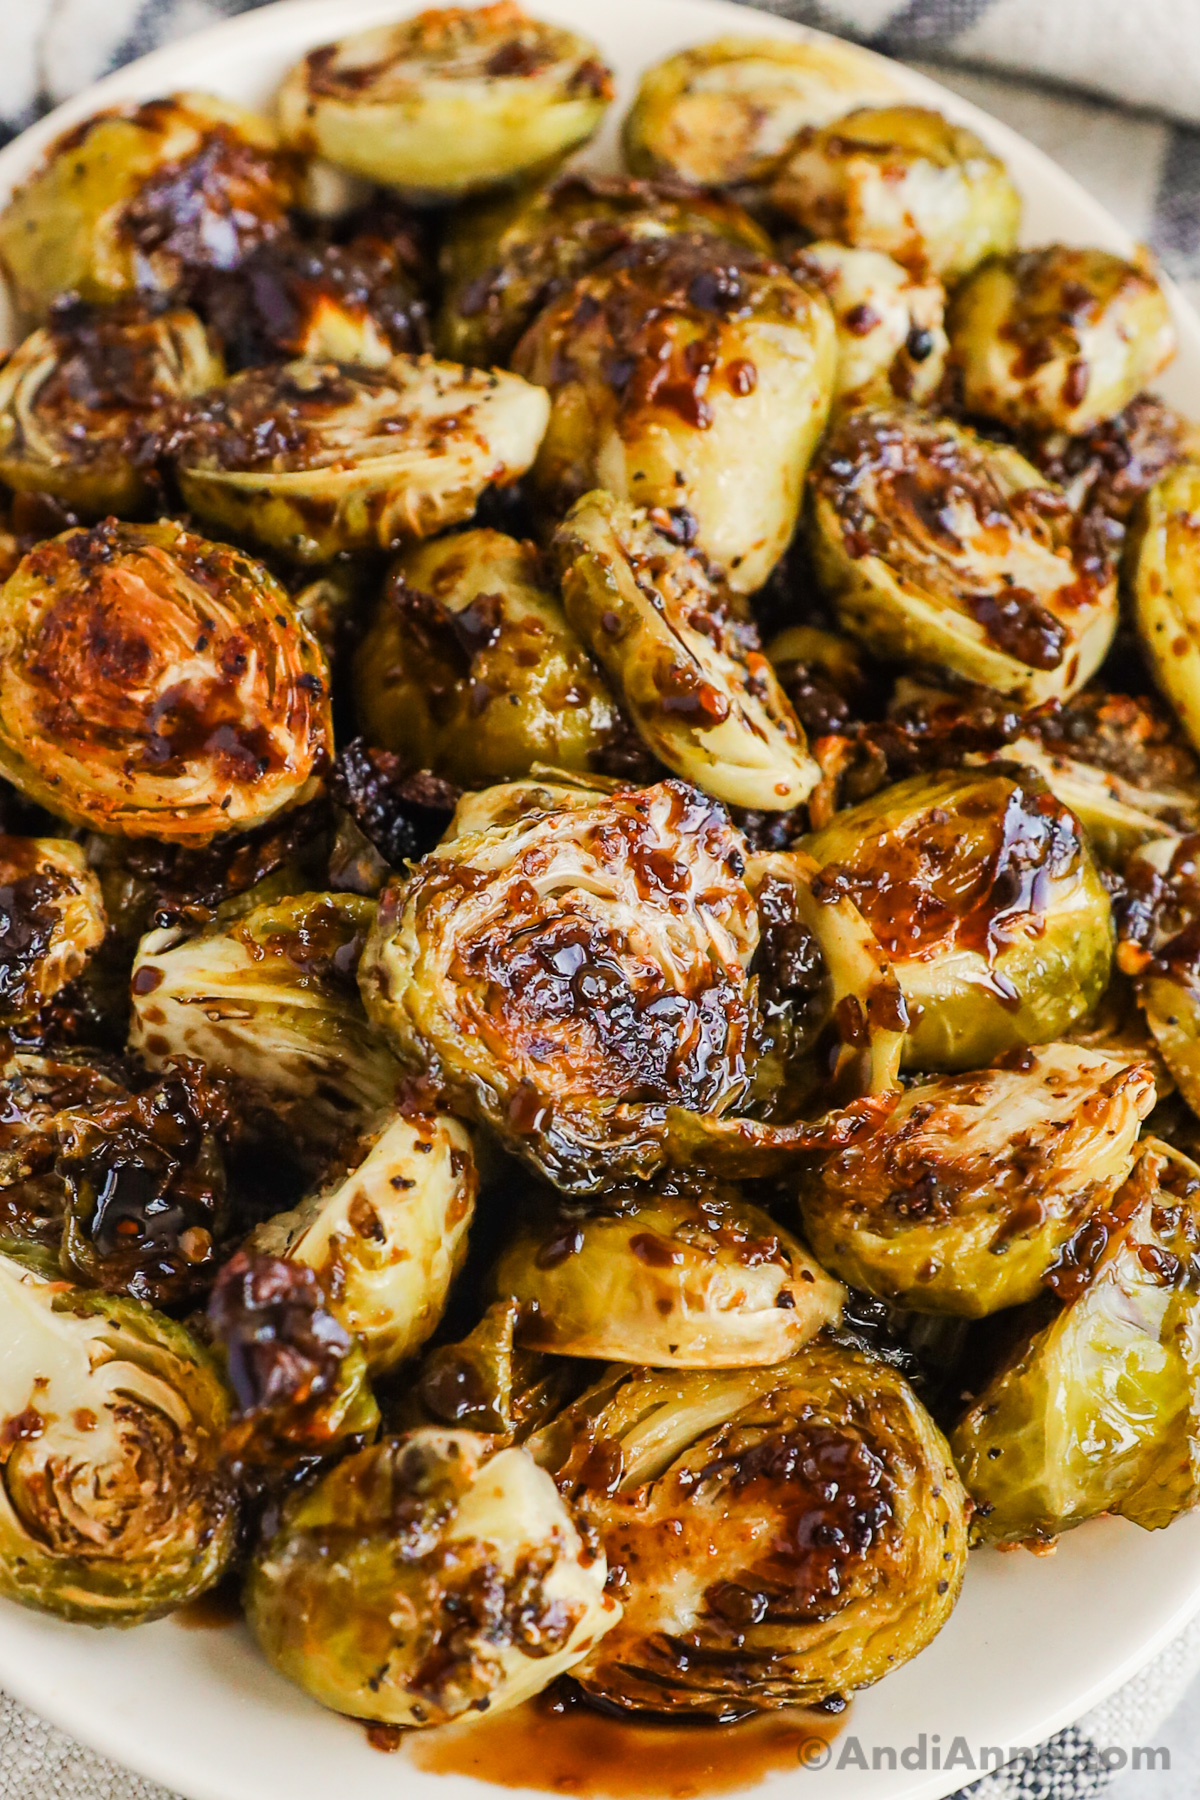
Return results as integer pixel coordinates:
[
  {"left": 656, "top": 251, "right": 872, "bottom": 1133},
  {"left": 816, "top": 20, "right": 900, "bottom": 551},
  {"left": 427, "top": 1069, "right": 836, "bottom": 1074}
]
[
  {"left": 512, "top": 236, "right": 836, "bottom": 594},
  {"left": 495, "top": 1184, "right": 843, "bottom": 1367},
  {"left": 774, "top": 106, "right": 1019, "bottom": 282},
  {"left": 552, "top": 493, "right": 819, "bottom": 810},
  {"left": 952, "top": 1137, "right": 1200, "bottom": 1543},
  {"left": 358, "top": 780, "right": 761, "bottom": 1191},
  {"left": 0, "top": 1054, "right": 128, "bottom": 1248},
  {"left": 0, "top": 519, "right": 330, "bottom": 841},
  {"left": 802, "top": 766, "right": 1114, "bottom": 1069},
  {"left": 437, "top": 172, "right": 770, "bottom": 367},
  {"left": 0, "top": 1249, "right": 233, "bottom": 1622},
  {"left": 252, "top": 1109, "right": 477, "bottom": 1376},
  {"left": 809, "top": 405, "right": 1118, "bottom": 703},
  {"left": 0, "top": 302, "right": 223, "bottom": 519},
  {"left": 245, "top": 1428, "right": 619, "bottom": 1724},
  {"left": 622, "top": 36, "right": 901, "bottom": 187},
  {"left": 949, "top": 247, "right": 1176, "bottom": 435},
  {"left": 277, "top": 5, "right": 613, "bottom": 200},
  {"left": 354, "top": 529, "right": 625, "bottom": 785},
  {"left": 533, "top": 1345, "right": 967, "bottom": 1714},
  {"left": 0, "top": 94, "right": 296, "bottom": 324},
  {"left": 789, "top": 243, "right": 948, "bottom": 406},
  {"left": 799, "top": 1044, "right": 1155, "bottom": 1316},
  {"left": 130, "top": 892, "right": 401, "bottom": 1161},
  {"left": 172, "top": 355, "right": 549, "bottom": 563},
  {"left": 1127, "top": 462, "right": 1200, "bottom": 755},
  {"left": 0, "top": 838, "right": 105, "bottom": 1024}
]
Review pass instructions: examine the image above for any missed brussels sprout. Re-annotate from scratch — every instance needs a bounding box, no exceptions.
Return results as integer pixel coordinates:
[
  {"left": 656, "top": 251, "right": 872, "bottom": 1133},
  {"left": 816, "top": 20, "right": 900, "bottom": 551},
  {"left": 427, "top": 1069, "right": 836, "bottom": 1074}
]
[
  {"left": 949, "top": 247, "right": 1176, "bottom": 435},
  {"left": 354, "top": 529, "right": 624, "bottom": 785},
  {"left": 399, "top": 1299, "right": 583, "bottom": 1441},
  {"left": 622, "top": 36, "right": 902, "bottom": 187},
  {"left": 802, "top": 766, "right": 1114, "bottom": 1069},
  {"left": 358, "top": 779, "right": 761, "bottom": 1191},
  {"left": 552, "top": 493, "right": 819, "bottom": 810},
  {"left": 952, "top": 1137, "right": 1200, "bottom": 1543},
  {"left": 532, "top": 1345, "right": 967, "bottom": 1715},
  {"left": 172, "top": 354, "right": 550, "bottom": 562},
  {"left": 513, "top": 236, "right": 836, "bottom": 594},
  {"left": 1116, "top": 834, "right": 1200, "bottom": 1119},
  {"left": 0, "top": 519, "right": 330, "bottom": 841},
  {"left": 252, "top": 1109, "right": 477, "bottom": 1376},
  {"left": 0, "top": 1249, "right": 233, "bottom": 1622},
  {"left": 437, "top": 172, "right": 770, "bottom": 367},
  {"left": 0, "top": 302, "right": 223, "bottom": 519},
  {"left": 789, "top": 242, "right": 948, "bottom": 405},
  {"left": 1127, "top": 461, "right": 1200, "bottom": 756},
  {"left": 774, "top": 106, "right": 1020, "bottom": 282},
  {"left": 495, "top": 1185, "right": 843, "bottom": 1368},
  {"left": 799, "top": 1043, "right": 1155, "bottom": 1317},
  {"left": 245, "top": 1428, "right": 619, "bottom": 1724},
  {"left": 0, "top": 1054, "right": 128, "bottom": 1249},
  {"left": 0, "top": 94, "right": 296, "bottom": 324},
  {"left": 130, "top": 892, "right": 401, "bottom": 1160},
  {"left": 808, "top": 405, "right": 1118, "bottom": 703},
  {"left": 1024, "top": 392, "right": 1193, "bottom": 525},
  {"left": 0, "top": 838, "right": 105, "bottom": 1024},
  {"left": 277, "top": 5, "right": 613, "bottom": 201}
]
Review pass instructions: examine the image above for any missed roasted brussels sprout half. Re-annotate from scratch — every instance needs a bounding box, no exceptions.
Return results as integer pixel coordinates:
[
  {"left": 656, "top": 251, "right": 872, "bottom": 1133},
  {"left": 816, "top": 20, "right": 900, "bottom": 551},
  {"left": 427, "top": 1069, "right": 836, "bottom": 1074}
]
[
  {"left": 949, "top": 247, "right": 1176, "bottom": 435},
  {"left": 622, "top": 36, "right": 900, "bottom": 187},
  {"left": 0, "top": 1054, "right": 126, "bottom": 1248},
  {"left": 0, "top": 94, "right": 296, "bottom": 324},
  {"left": 0, "top": 519, "right": 330, "bottom": 841},
  {"left": 789, "top": 242, "right": 948, "bottom": 405},
  {"left": 1127, "top": 461, "right": 1200, "bottom": 755},
  {"left": 808, "top": 405, "right": 1118, "bottom": 703},
  {"left": 0, "top": 302, "right": 223, "bottom": 518},
  {"left": 552, "top": 493, "right": 819, "bottom": 810},
  {"left": 495, "top": 1184, "right": 843, "bottom": 1367},
  {"left": 354, "top": 529, "right": 625, "bottom": 785},
  {"left": 512, "top": 236, "right": 836, "bottom": 594},
  {"left": 0, "top": 1249, "right": 233, "bottom": 1622},
  {"left": 252, "top": 1108, "right": 477, "bottom": 1376},
  {"left": 532, "top": 1345, "right": 967, "bottom": 1714},
  {"left": 802, "top": 766, "right": 1114, "bottom": 1069},
  {"left": 130, "top": 892, "right": 401, "bottom": 1160},
  {"left": 172, "top": 355, "right": 550, "bottom": 562},
  {"left": 0, "top": 838, "right": 105, "bottom": 1025},
  {"left": 952, "top": 1137, "right": 1200, "bottom": 1543},
  {"left": 774, "top": 105, "right": 1020, "bottom": 282},
  {"left": 799, "top": 1044, "right": 1155, "bottom": 1316},
  {"left": 359, "top": 779, "right": 760, "bottom": 1191},
  {"left": 438, "top": 172, "right": 770, "bottom": 366},
  {"left": 246, "top": 1428, "right": 619, "bottom": 1724},
  {"left": 277, "top": 4, "right": 613, "bottom": 200}
]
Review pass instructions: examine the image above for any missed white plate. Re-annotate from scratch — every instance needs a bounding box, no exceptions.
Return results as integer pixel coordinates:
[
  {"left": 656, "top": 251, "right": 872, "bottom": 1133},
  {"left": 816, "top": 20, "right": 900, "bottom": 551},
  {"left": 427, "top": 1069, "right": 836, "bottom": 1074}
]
[{"left": 1, "top": 3, "right": 1200, "bottom": 1797}]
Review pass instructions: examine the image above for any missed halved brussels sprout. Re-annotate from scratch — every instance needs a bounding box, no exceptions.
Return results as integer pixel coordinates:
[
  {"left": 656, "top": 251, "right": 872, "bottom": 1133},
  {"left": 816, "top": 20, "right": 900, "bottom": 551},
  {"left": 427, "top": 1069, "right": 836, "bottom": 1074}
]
[
  {"left": 808, "top": 405, "right": 1118, "bottom": 703},
  {"left": 0, "top": 1249, "right": 233, "bottom": 1622},
  {"left": 0, "top": 519, "right": 330, "bottom": 841},
  {"left": 252, "top": 1109, "right": 477, "bottom": 1376},
  {"left": 1128, "top": 461, "right": 1200, "bottom": 755},
  {"left": 358, "top": 779, "right": 760, "bottom": 1191},
  {"left": 495, "top": 1185, "right": 843, "bottom": 1367},
  {"left": 277, "top": 5, "right": 612, "bottom": 201},
  {"left": 949, "top": 247, "right": 1176, "bottom": 435},
  {"left": 802, "top": 766, "right": 1114, "bottom": 1069},
  {"left": 0, "top": 94, "right": 296, "bottom": 324},
  {"left": 245, "top": 1428, "right": 619, "bottom": 1724},
  {"left": 773, "top": 106, "right": 1020, "bottom": 282},
  {"left": 354, "top": 528, "right": 625, "bottom": 785},
  {"left": 799, "top": 1044, "right": 1155, "bottom": 1317},
  {"left": 552, "top": 493, "right": 819, "bottom": 810},
  {"left": 437, "top": 172, "right": 770, "bottom": 366},
  {"left": 398, "top": 1298, "right": 584, "bottom": 1442},
  {"left": 0, "top": 1054, "right": 126, "bottom": 1248},
  {"left": 512, "top": 236, "right": 836, "bottom": 594},
  {"left": 0, "top": 838, "right": 105, "bottom": 1024},
  {"left": 952, "top": 1137, "right": 1200, "bottom": 1543},
  {"left": 789, "top": 242, "right": 948, "bottom": 405},
  {"left": 130, "top": 892, "right": 401, "bottom": 1160},
  {"left": 172, "top": 354, "right": 550, "bottom": 562},
  {"left": 0, "top": 302, "right": 223, "bottom": 518},
  {"left": 532, "top": 1345, "right": 967, "bottom": 1715},
  {"left": 622, "top": 36, "right": 902, "bottom": 187}
]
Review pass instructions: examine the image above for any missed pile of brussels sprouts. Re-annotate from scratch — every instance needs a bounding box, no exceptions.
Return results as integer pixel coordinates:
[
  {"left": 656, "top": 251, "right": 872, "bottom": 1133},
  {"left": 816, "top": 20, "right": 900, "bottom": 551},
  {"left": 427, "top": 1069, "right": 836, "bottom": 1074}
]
[{"left": 0, "top": 0, "right": 1198, "bottom": 1747}]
